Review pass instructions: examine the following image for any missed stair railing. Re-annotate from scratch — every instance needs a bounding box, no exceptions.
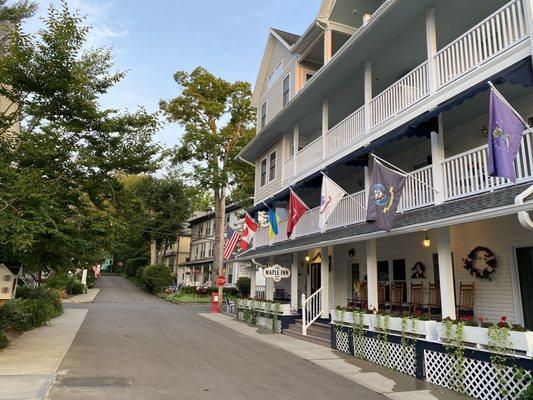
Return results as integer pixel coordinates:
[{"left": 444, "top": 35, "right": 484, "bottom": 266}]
[{"left": 301, "top": 288, "right": 322, "bottom": 336}]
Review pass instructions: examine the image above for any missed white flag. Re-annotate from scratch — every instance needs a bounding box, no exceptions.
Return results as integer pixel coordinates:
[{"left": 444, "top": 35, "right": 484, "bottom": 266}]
[{"left": 318, "top": 174, "right": 347, "bottom": 232}]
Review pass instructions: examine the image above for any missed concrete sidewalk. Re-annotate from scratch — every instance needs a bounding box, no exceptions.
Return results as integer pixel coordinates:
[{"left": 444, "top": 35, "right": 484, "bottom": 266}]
[
  {"left": 62, "top": 288, "right": 100, "bottom": 304},
  {"left": 201, "top": 313, "right": 471, "bottom": 400},
  {"left": 0, "top": 309, "right": 88, "bottom": 400}
]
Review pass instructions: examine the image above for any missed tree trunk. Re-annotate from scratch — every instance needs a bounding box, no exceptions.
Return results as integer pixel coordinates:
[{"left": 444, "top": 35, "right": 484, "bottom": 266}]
[
  {"left": 213, "top": 187, "right": 226, "bottom": 311},
  {"left": 150, "top": 236, "right": 157, "bottom": 265}
]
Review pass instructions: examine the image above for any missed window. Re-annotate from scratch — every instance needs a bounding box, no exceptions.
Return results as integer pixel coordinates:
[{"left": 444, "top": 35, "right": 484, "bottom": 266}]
[
  {"left": 1, "top": 287, "right": 9, "bottom": 294},
  {"left": 206, "top": 221, "right": 212, "bottom": 236},
  {"left": 269, "top": 152, "right": 276, "bottom": 181},
  {"left": 199, "top": 223, "right": 204, "bottom": 237},
  {"left": 260, "top": 159, "right": 267, "bottom": 186},
  {"left": 227, "top": 265, "right": 234, "bottom": 284},
  {"left": 3, "top": 275, "right": 11, "bottom": 281},
  {"left": 261, "top": 102, "right": 267, "bottom": 129},
  {"left": 267, "top": 62, "right": 283, "bottom": 88},
  {"left": 282, "top": 75, "right": 290, "bottom": 107},
  {"left": 377, "top": 261, "right": 389, "bottom": 282}
]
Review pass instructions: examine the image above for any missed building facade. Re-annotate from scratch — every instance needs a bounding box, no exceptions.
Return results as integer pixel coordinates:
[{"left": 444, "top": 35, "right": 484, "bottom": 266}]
[{"left": 236, "top": 1, "right": 533, "bottom": 398}]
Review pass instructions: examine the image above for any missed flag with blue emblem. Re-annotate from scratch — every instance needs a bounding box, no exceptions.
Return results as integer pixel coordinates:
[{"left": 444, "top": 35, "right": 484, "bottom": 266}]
[{"left": 488, "top": 84, "right": 528, "bottom": 183}]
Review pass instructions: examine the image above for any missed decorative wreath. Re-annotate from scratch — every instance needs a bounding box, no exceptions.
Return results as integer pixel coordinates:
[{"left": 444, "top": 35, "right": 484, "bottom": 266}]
[
  {"left": 411, "top": 262, "right": 426, "bottom": 279},
  {"left": 463, "top": 246, "right": 496, "bottom": 280}
]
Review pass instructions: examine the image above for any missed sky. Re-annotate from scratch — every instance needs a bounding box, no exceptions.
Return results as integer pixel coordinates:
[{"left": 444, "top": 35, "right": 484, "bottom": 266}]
[{"left": 25, "top": 0, "right": 321, "bottom": 149}]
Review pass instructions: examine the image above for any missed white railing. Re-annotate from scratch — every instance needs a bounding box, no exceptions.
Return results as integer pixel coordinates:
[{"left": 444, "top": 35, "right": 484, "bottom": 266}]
[
  {"left": 283, "top": 156, "right": 294, "bottom": 184},
  {"left": 295, "top": 137, "right": 322, "bottom": 176},
  {"left": 435, "top": 0, "right": 528, "bottom": 88},
  {"left": 301, "top": 288, "right": 322, "bottom": 336},
  {"left": 273, "top": 218, "right": 288, "bottom": 244},
  {"left": 327, "top": 190, "right": 366, "bottom": 230},
  {"left": 292, "top": 207, "right": 320, "bottom": 239},
  {"left": 254, "top": 225, "right": 269, "bottom": 249},
  {"left": 370, "top": 61, "right": 429, "bottom": 128},
  {"left": 399, "top": 165, "right": 435, "bottom": 211},
  {"left": 443, "top": 131, "right": 533, "bottom": 200},
  {"left": 255, "top": 285, "right": 266, "bottom": 300},
  {"left": 326, "top": 106, "right": 365, "bottom": 156},
  {"left": 257, "top": 56, "right": 298, "bottom": 131}
]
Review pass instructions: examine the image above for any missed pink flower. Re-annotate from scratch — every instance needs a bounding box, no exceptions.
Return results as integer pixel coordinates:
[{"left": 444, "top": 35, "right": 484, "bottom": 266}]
[{"left": 500, "top": 316, "right": 508, "bottom": 322}]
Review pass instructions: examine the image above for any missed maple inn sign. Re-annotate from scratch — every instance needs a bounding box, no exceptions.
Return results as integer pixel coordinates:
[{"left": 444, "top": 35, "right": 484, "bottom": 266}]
[{"left": 262, "top": 265, "right": 291, "bottom": 282}]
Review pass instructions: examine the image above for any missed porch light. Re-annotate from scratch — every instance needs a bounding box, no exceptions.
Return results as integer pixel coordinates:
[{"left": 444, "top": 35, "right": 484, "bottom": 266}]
[
  {"left": 423, "top": 232, "right": 431, "bottom": 247},
  {"left": 305, "top": 255, "right": 310, "bottom": 262}
]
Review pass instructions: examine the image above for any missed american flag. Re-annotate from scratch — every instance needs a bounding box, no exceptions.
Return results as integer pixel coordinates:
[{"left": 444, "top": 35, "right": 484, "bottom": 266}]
[{"left": 224, "top": 227, "right": 241, "bottom": 260}]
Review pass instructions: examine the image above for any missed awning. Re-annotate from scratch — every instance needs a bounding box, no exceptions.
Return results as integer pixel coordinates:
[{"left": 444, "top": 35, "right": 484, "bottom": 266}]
[{"left": 248, "top": 56, "right": 533, "bottom": 217}]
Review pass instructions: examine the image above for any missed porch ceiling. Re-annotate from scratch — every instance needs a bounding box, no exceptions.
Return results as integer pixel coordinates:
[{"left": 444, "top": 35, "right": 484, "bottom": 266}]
[{"left": 238, "top": 183, "right": 533, "bottom": 261}]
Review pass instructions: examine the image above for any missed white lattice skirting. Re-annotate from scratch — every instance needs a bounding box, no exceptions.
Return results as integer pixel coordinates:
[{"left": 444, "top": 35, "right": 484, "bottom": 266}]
[
  {"left": 236, "top": 310, "right": 282, "bottom": 333},
  {"left": 353, "top": 334, "right": 417, "bottom": 377},
  {"left": 334, "top": 330, "right": 351, "bottom": 354},
  {"left": 425, "top": 350, "right": 532, "bottom": 400}
]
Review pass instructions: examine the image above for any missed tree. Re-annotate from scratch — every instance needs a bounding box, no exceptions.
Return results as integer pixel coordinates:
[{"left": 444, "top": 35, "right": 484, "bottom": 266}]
[
  {"left": 160, "top": 67, "right": 255, "bottom": 293},
  {"left": 0, "top": 2, "right": 160, "bottom": 275}
]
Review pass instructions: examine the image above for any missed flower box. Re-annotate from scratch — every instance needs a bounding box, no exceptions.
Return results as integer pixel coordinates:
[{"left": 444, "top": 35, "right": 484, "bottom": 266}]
[
  {"left": 237, "top": 299, "right": 291, "bottom": 315},
  {"left": 330, "top": 309, "right": 375, "bottom": 329},
  {"left": 437, "top": 323, "right": 533, "bottom": 356}
]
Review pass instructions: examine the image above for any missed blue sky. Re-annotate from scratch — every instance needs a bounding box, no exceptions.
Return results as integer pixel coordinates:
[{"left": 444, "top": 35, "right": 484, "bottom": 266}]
[{"left": 25, "top": 0, "right": 320, "bottom": 148}]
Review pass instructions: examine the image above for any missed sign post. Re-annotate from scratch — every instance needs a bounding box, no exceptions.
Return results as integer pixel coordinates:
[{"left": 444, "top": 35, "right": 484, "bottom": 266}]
[{"left": 215, "top": 275, "right": 226, "bottom": 313}]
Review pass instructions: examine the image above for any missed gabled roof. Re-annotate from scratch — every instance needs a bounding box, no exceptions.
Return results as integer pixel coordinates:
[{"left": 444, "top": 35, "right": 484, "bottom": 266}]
[
  {"left": 251, "top": 28, "right": 299, "bottom": 108},
  {"left": 0, "top": 261, "right": 22, "bottom": 276}
]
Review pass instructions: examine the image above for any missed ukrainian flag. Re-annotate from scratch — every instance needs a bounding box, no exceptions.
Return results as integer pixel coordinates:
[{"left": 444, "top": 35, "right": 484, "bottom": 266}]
[{"left": 268, "top": 208, "right": 281, "bottom": 240}]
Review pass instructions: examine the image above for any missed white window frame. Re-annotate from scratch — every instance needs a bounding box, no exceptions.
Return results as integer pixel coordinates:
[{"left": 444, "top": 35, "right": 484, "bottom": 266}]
[
  {"left": 267, "top": 62, "right": 283, "bottom": 89},
  {"left": 269, "top": 151, "right": 277, "bottom": 182},
  {"left": 282, "top": 74, "right": 290, "bottom": 107},
  {"left": 260, "top": 101, "right": 267, "bottom": 129},
  {"left": 260, "top": 158, "right": 267, "bottom": 187}
]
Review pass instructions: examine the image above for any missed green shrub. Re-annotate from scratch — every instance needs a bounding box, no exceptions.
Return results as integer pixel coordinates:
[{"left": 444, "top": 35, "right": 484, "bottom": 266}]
[
  {"left": 125, "top": 257, "right": 149, "bottom": 277},
  {"left": 519, "top": 384, "right": 533, "bottom": 400},
  {"left": 86, "top": 270, "right": 96, "bottom": 288},
  {"left": 16, "top": 287, "right": 62, "bottom": 314},
  {"left": 165, "top": 293, "right": 211, "bottom": 304},
  {"left": 68, "top": 281, "right": 86, "bottom": 295},
  {"left": 135, "top": 266, "right": 145, "bottom": 280},
  {"left": 44, "top": 273, "right": 73, "bottom": 291},
  {"left": 235, "top": 277, "right": 251, "bottom": 297},
  {"left": 0, "top": 331, "right": 8, "bottom": 349},
  {"left": 0, "top": 299, "right": 34, "bottom": 331},
  {"left": 142, "top": 264, "right": 172, "bottom": 293}
]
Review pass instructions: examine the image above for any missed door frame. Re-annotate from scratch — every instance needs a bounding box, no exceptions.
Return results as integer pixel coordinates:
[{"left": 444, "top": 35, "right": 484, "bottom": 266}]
[
  {"left": 510, "top": 241, "right": 533, "bottom": 326},
  {"left": 347, "top": 259, "right": 361, "bottom": 300}
]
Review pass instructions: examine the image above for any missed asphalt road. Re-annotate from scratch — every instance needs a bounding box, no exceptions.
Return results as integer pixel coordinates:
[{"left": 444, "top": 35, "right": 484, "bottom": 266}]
[{"left": 47, "top": 275, "right": 384, "bottom": 400}]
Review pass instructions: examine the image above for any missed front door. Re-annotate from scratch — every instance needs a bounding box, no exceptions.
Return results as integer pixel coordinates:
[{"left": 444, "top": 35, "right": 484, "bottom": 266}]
[
  {"left": 516, "top": 246, "right": 533, "bottom": 330},
  {"left": 310, "top": 263, "right": 321, "bottom": 294}
]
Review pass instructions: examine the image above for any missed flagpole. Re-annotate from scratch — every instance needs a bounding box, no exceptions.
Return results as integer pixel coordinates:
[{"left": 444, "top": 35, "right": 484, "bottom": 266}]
[
  {"left": 488, "top": 81, "right": 533, "bottom": 135},
  {"left": 371, "top": 154, "right": 439, "bottom": 193},
  {"left": 289, "top": 187, "right": 310, "bottom": 209}
]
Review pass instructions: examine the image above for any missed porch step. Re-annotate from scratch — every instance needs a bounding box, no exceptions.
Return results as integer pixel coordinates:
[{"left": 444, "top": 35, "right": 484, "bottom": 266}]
[{"left": 283, "top": 320, "right": 332, "bottom": 347}]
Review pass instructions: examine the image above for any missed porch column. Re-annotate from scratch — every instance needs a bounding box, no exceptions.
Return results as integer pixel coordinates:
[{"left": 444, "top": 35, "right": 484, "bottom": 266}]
[
  {"left": 322, "top": 97, "right": 329, "bottom": 159},
  {"left": 431, "top": 113, "right": 445, "bottom": 205},
  {"left": 524, "top": 0, "right": 533, "bottom": 65},
  {"left": 291, "top": 252, "right": 299, "bottom": 310},
  {"left": 320, "top": 247, "right": 330, "bottom": 318},
  {"left": 293, "top": 123, "right": 299, "bottom": 176},
  {"left": 324, "top": 28, "right": 333, "bottom": 64},
  {"left": 366, "top": 239, "right": 378, "bottom": 310},
  {"left": 437, "top": 227, "right": 457, "bottom": 319},
  {"left": 250, "top": 265, "right": 257, "bottom": 298},
  {"left": 364, "top": 62, "right": 372, "bottom": 133},
  {"left": 425, "top": 7, "right": 437, "bottom": 94},
  {"left": 266, "top": 256, "right": 275, "bottom": 301}
]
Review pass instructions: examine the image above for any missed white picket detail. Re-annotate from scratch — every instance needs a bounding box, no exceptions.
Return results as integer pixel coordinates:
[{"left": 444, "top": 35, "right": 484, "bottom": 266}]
[
  {"left": 283, "top": 156, "right": 294, "bottom": 184},
  {"left": 435, "top": 0, "right": 528, "bottom": 88},
  {"left": 326, "top": 106, "right": 365, "bottom": 156},
  {"left": 301, "top": 288, "right": 322, "bottom": 336},
  {"left": 255, "top": 285, "right": 266, "bottom": 300},
  {"left": 327, "top": 190, "right": 366, "bottom": 230},
  {"left": 292, "top": 207, "right": 320, "bottom": 239},
  {"left": 398, "top": 165, "right": 435, "bottom": 211},
  {"left": 295, "top": 136, "right": 322, "bottom": 175},
  {"left": 443, "top": 130, "right": 533, "bottom": 200},
  {"left": 370, "top": 61, "right": 429, "bottom": 128}
]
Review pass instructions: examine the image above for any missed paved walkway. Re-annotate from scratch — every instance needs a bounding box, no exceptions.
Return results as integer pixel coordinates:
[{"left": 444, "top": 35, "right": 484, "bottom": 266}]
[
  {"left": 62, "top": 289, "right": 100, "bottom": 304},
  {"left": 0, "top": 309, "right": 88, "bottom": 400}
]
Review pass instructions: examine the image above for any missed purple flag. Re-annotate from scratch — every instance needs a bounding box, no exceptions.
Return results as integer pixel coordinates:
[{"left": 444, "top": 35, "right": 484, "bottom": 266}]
[
  {"left": 366, "top": 160, "right": 406, "bottom": 232},
  {"left": 488, "top": 88, "right": 526, "bottom": 183}
]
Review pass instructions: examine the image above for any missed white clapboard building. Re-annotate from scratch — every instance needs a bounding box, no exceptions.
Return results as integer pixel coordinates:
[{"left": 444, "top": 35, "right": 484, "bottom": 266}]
[{"left": 235, "top": 1, "right": 533, "bottom": 398}]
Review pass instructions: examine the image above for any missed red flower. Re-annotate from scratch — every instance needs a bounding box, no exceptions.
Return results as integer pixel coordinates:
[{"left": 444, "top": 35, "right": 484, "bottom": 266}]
[{"left": 500, "top": 316, "right": 508, "bottom": 322}]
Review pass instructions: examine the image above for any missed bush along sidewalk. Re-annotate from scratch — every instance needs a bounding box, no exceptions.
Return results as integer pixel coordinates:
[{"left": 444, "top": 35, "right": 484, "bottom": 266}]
[{"left": 0, "top": 286, "right": 63, "bottom": 350}]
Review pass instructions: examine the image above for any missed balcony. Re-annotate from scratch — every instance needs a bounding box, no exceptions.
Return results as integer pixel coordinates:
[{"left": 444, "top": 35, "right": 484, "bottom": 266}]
[
  {"left": 253, "top": 130, "right": 533, "bottom": 248},
  {"left": 276, "top": 0, "right": 529, "bottom": 189}
]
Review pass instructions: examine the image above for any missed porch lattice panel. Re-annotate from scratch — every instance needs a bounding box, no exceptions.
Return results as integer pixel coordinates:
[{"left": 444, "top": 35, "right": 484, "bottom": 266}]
[
  {"left": 257, "top": 315, "right": 282, "bottom": 333},
  {"left": 334, "top": 331, "right": 350, "bottom": 354},
  {"left": 353, "top": 335, "right": 417, "bottom": 377},
  {"left": 424, "top": 350, "right": 531, "bottom": 400}
]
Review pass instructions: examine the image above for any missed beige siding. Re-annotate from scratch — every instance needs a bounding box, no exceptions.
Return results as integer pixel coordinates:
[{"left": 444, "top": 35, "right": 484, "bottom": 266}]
[{"left": 254, "top": 139, "right": 285, "bottom": 204}]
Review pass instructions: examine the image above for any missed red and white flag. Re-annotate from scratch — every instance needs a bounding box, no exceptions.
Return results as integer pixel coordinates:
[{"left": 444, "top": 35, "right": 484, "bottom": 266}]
[
  {"left": 287, "top": 189, "right": 309, "bottom": 238},
  {"left": 240, "top": 213, "right": 258, "bottom": 250},
  {"left": 224, "top": 227, "right": 241, "bottom": 260}
]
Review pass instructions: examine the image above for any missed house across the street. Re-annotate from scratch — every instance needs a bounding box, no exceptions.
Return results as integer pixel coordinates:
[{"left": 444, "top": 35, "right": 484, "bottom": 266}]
[{"left": 0, "top": 261, "right": 22, "bottom": 305}]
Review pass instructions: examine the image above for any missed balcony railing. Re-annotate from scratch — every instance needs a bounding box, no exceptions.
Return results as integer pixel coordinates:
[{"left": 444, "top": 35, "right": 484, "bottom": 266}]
[
  {"left": 398, "top": 165, "right": 435, "bottom": 212},
  {"left": 283, "top": 156, "right": 294, "bottom": 184},
  {"left": 443, "top": 130, "right": 533, "bottom": 200},
  {"left": 435, "top": 0, "right": 528, "bottom": 88},
  {"left": 327, "top": 190, "right": 366, "bottom": 230},
  {"left": 295, "top": 136, "right": 322, "bottom": 177},
  {"left": 370, "top": 61, "right": 429, "bottom": 128},
  {"left": 279, "top": 0, "right": 529, "bottom": 186}
]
